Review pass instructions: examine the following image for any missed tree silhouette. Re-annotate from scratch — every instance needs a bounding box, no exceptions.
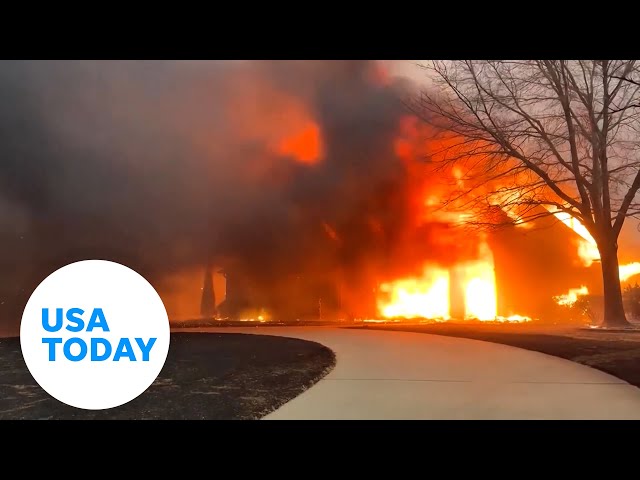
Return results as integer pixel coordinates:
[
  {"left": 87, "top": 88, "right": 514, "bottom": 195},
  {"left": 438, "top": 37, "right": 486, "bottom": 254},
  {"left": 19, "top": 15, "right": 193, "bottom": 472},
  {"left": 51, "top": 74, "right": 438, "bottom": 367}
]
[{"left": 414, "top": 61, "right": 640, "bottom": 327}]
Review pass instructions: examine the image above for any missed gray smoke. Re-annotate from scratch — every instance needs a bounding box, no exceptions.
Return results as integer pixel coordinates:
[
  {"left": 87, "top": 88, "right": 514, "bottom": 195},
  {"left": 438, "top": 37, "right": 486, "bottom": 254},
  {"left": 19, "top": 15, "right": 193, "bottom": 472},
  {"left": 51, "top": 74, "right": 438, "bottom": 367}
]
[{"left": 0, "top": 60, "right": 433, "bottom": 328}]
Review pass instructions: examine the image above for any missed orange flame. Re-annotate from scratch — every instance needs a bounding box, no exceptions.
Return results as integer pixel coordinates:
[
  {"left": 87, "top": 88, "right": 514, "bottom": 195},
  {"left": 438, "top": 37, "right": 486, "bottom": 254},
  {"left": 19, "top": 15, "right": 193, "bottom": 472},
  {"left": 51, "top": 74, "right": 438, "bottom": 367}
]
[
  {"left": 224, "top": 75, "right": 324, "bottom": 170},
  {"left": 377, "top": 241, "right": 528, "bottom": 322},
  {"left": 547, "top": 207, "right": 640, "bottom": 282},
  {"left": 378, "top": 266, "right": 450, "bottom": 320},
  {"left": 462, "top": 242, "right": 498, "bottom": 320},
  {"left": 275, "top": 121, "right": 322, "bottom": 165},
  {"left": 553, "top": 286, "right": 589, "bottom": 306},
  {"left": 391, "top": 113, "right": 640, "bottom": 321},
  {"left": 619, "top": 262, "right": 640, "bottom": 282},
  {"left": 547, "top": 208, "right": 600, "bottom": 267},
  {"left": 496, "top": 314, "right": 532, "bottom": 323}
]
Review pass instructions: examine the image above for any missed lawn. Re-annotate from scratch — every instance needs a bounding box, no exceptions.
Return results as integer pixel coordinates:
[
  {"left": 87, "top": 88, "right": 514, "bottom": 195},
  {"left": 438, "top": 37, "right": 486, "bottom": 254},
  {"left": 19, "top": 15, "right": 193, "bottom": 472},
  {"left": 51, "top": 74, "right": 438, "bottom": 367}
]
[
  {"left": 0, "top": 332, "right": 335, "bottom": 419},
  {"left": 357, "top": 323, "right": 640, "bottom": 388}
]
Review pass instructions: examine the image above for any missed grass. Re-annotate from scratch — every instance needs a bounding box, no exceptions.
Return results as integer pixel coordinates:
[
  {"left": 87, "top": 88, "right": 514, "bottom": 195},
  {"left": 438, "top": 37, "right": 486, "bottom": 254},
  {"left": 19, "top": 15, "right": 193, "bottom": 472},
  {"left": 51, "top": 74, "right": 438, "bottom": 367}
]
[
  {"left": 0, "top": 332, "right": 336, "bottom": 420},
  {"left": 356, "top": 322, "right": 640, "bottom": 388}
]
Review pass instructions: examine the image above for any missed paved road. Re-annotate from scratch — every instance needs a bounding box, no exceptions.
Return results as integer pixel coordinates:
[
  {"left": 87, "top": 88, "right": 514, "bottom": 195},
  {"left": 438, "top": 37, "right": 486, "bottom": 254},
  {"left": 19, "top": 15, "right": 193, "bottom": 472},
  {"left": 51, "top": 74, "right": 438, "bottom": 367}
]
[{"left": 180, "top": 326, "right": 640, "bottom": 419}]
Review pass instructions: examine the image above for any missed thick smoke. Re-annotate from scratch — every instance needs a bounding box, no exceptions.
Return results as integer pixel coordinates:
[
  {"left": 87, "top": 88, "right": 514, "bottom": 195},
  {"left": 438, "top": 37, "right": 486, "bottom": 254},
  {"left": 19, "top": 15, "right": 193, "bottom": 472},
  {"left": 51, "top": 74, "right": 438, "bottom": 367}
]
[
  {"left": 0, "top": 60, "right": 608, "bottom": 330},
  {"left": 0, "top": 60, "right": 452, "bottom": 328}
]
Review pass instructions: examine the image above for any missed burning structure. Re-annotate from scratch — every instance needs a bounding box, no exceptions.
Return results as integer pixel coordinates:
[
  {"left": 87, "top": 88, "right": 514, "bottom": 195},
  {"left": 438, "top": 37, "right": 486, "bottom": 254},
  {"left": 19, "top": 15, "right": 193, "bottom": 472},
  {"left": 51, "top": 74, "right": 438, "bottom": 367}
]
[{"left": 1, "top": 60, "right": 639, "bottom": 332}]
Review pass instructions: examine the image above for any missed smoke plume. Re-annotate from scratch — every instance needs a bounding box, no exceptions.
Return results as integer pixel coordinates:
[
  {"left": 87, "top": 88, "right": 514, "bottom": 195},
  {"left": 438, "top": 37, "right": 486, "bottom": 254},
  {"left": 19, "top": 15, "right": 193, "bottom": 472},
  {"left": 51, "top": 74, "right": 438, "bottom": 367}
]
[
  {"left": 0, "top": 60, "right": 598, "bottom": 330},
  {"left": 0, "top": 60, "right": 452, "bottom": 327}
]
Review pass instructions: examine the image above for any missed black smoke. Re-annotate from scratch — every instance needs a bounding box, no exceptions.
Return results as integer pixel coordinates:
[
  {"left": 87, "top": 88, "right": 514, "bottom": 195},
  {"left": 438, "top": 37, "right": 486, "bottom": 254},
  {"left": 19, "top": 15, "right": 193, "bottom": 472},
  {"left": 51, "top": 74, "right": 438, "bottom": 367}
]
[{"left": 1, "top": 60, "right": 440, "bottom": 328}]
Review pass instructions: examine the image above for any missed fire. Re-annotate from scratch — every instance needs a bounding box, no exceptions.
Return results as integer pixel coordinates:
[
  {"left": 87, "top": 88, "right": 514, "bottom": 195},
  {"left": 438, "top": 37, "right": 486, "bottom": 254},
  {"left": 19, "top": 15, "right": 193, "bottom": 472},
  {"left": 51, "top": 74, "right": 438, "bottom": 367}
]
[
  {"left": 547, "top": 208, "right": 600, "bottom": 267},
  {"left": 461, "top": 241, "right": 497, "bottom": 320},
  {"left": 378, "top": 266, "right": 450, "bottom": 320},
  {"left": 452, "top": 166, "right": 465, "bottom": 188},
  {"left": 275, "top": 121, "right": 322, "bottom": 165},
  {"left": 377, "top": 240, "right": 522, "bottom": 322},
  {"left": 577, "top": 241, "right": 601, "bottom": 267},
  {"left": 553, "top": 286, "right": 589, "bottom": 306},
  {"left": 384, "top": 114, "right": 640, "bottom": 324},
  {"left": 547, "top": 207, "right": 640, "bottom": 284},
  {"left": 619, "top": 262, "right": 640, "bottom": 282},
  {"left": 496, "top": 314, "right": 531, "bottom": 323},
  {"left": 224, "top": 74, "right": 324, "bottom": 170},
  {"left": 237, "top": 308, "right": 270, "bottom": 323},
  {"left": 464, "top": 276, "right": 496, "bottom": 319},
  {"left": 487, "top": 189, "right": 531, "bottom": 227}
]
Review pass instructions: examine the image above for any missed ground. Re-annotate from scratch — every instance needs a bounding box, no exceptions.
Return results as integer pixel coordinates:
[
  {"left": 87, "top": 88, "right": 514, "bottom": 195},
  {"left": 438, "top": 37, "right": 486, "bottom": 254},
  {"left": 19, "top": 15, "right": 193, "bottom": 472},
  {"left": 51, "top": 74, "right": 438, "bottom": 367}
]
[
  {"left": 0, "top": 332, "right": 335, "bottom": 419},
  {"left": 4, "top": 323, "right": 640, "bottom": 420},
  {"left": 187, "top": 326, "right": 640, "bottom": 419},
  {"left": 357, "top": 323, "right": 640, "bottom": 388}
]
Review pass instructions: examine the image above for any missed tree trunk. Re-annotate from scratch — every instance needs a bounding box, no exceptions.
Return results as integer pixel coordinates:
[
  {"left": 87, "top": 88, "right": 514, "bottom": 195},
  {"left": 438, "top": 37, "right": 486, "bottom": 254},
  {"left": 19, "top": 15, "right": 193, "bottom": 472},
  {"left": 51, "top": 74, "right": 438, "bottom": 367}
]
[{"left": 599, "top": 240, "right": 630, "bottom": 328}]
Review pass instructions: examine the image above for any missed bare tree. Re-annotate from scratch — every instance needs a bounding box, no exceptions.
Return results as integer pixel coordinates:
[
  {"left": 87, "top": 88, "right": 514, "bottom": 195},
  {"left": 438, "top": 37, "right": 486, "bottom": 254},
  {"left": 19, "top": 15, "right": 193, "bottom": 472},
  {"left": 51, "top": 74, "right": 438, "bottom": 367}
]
[{"left": 413, "top": 60, "right": 640, "bottom": 328}]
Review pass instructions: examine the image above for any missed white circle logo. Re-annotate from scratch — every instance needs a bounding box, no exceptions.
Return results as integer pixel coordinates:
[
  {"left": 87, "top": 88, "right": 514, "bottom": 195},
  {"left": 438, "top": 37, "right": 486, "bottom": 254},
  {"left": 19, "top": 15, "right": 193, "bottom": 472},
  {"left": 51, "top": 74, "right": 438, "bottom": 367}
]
[{"left": 20, "top": 260, "right": 170, "bottom": 410}]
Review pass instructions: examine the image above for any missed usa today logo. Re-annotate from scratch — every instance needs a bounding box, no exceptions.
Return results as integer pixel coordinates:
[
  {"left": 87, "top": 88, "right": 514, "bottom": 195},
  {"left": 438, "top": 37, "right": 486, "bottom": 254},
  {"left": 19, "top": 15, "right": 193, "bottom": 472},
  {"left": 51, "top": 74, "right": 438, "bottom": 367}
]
[{"left": 20, "top": 260, "right": 170, "bottom": 410}]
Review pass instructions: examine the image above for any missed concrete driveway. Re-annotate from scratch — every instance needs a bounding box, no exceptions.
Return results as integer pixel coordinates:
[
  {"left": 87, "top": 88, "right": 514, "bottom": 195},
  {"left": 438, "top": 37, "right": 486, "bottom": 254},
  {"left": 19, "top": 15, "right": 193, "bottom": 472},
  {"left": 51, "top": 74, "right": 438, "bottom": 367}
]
[{"left": 183, "top": 326, "right": 640, "bottom": 419}]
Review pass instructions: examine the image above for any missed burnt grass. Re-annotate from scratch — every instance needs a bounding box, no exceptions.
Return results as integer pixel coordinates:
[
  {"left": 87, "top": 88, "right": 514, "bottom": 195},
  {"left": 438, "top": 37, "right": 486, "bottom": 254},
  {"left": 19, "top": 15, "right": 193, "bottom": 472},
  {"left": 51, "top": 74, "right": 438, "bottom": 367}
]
[
  {"left": 358, "top": 324, "right": 640, "bottom": 388},
  {"left": 0, "top": 332, "right": 335, "bottom": 420}
]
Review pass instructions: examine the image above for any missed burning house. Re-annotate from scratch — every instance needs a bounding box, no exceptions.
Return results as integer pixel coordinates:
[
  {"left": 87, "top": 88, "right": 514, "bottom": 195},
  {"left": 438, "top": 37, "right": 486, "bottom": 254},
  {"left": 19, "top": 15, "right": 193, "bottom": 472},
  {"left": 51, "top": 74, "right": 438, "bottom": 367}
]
[
  {"left": 181, "top": 60, "right": 640, "bottom": 324},
  {"left": 206, "top": 198, "right": 632, "bottom": 324},
  {"left": 3, "top": 60, "right": 639, "bottom": 334}
]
